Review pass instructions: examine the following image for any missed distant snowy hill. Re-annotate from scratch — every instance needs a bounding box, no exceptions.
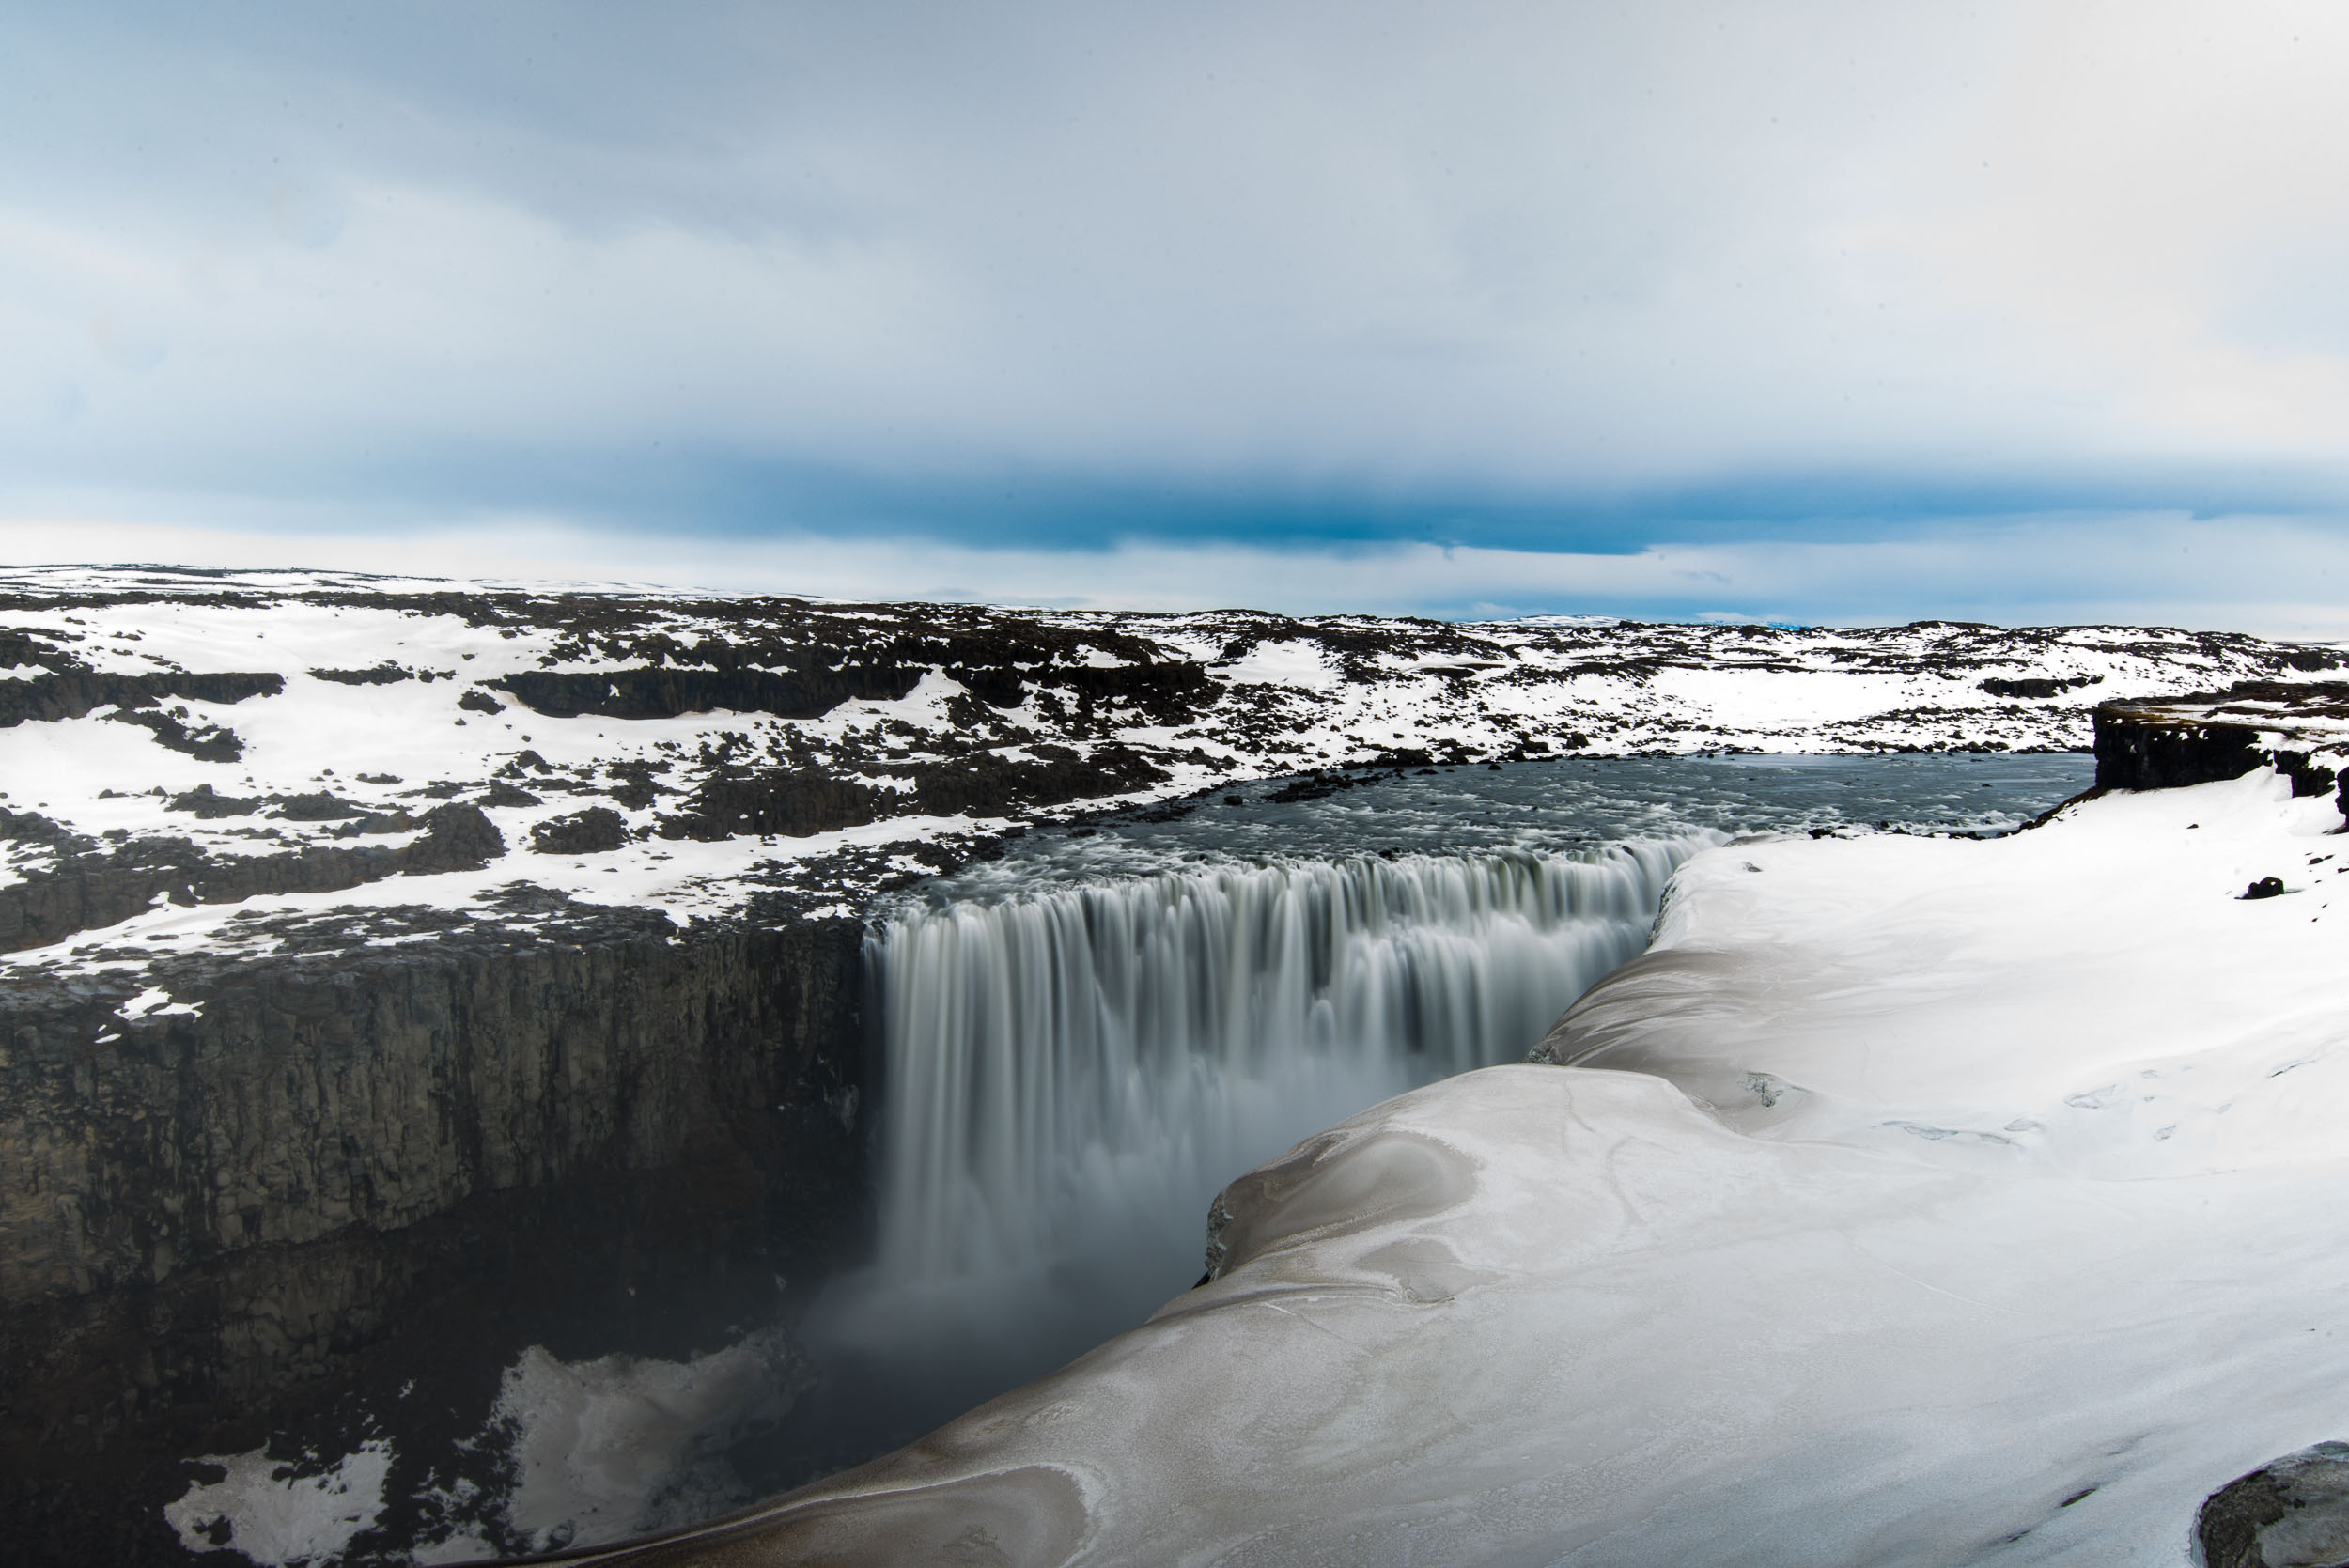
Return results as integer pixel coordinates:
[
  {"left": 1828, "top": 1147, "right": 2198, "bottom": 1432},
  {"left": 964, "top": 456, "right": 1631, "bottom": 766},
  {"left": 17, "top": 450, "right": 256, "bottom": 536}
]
[{"left": 3, "top": 564, "right": 2336, "bottom": 972}]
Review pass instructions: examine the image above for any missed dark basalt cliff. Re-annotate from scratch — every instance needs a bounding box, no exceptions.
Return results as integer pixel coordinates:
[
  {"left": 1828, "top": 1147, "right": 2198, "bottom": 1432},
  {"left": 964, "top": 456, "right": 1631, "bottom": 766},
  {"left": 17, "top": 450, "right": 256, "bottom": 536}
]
[
  {"left": 2093, "top": 680, "right": 2349, "bottom": 809},
  {"left": 0, "top": 889, "right": 866, "bottom": 1562}
]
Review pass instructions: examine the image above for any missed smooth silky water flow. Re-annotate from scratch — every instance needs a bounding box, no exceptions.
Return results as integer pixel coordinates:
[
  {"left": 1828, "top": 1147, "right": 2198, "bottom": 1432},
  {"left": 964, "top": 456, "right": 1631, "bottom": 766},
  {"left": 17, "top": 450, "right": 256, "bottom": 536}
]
[{"left": 779, "top": 753, "right": 2095, "bottom": 1481}]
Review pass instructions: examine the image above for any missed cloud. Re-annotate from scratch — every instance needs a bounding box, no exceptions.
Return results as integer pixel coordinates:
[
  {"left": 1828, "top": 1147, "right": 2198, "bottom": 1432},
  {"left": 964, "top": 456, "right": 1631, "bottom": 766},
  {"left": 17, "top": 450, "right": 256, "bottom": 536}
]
[{"left": 4, "top": 1, "right": 2349, "bottom": 611}]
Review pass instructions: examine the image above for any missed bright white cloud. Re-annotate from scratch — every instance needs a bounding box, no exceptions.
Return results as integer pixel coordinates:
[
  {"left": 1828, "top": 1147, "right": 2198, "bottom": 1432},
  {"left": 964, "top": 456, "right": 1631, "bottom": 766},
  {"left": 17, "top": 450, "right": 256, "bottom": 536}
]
[
  {"left": 4, "top": 3, "right": 2349, "bottom": 501},
  {"left": 7, "top": 0, "right": 2349, "bottom": 629}
]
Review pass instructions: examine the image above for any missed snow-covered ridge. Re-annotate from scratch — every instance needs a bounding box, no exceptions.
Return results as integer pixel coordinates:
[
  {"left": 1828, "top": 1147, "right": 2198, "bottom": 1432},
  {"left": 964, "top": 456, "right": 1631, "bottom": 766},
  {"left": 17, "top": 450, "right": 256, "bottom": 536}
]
[{"left": 2, "top": 564, "right": 2337, "bottom": 979}]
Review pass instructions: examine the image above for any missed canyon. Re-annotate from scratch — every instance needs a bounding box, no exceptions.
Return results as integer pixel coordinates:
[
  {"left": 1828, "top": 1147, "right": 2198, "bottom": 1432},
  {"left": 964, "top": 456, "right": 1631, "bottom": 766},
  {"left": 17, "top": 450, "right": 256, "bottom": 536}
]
[{"left": 2, "top": 564, "right": 2341, "bottom": 1563}]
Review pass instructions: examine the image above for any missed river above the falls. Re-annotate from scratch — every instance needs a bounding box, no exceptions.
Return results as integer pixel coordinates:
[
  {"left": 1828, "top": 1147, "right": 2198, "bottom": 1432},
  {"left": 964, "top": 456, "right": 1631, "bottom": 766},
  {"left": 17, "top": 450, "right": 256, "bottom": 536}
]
[
  {"left": 780, "top": 751, "right": 2096, "bottom": 1487},
  {"left": 905, "top": 749, "right": 2097, "bottom": 894}
]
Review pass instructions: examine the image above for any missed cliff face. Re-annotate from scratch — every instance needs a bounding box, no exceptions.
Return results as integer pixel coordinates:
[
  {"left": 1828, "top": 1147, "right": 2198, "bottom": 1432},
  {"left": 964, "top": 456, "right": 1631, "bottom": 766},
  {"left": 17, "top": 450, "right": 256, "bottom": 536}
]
[
  {"left": 0, "top": 892, "right": 864, "bottom": 1446},
  {"left": 2093, "top": 680, "right": 2349, "bottom": 809},
  {"left": 0, "top": 892, "right": 866, "bottom": 1564}
]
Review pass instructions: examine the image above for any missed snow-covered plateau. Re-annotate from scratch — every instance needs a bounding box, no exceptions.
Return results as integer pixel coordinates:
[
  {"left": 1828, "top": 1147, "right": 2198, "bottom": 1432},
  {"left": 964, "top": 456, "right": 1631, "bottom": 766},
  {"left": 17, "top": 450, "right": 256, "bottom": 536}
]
[
  {"left": 5, "top": 564, "right": 2347, "bottom": 1565},
  {"left": 0, "top": 563, "right": 2333, "bottom": 992},
  {"left": 583, "top": 763, "right": 2349, "bottom": 1568}
]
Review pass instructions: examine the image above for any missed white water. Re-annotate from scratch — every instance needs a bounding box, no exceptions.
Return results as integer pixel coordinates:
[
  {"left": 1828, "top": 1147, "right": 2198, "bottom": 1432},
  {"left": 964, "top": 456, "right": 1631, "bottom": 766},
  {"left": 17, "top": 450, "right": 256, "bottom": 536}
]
[{"left": 811, "top": 839, "right": 1709, "bottom": 1413}]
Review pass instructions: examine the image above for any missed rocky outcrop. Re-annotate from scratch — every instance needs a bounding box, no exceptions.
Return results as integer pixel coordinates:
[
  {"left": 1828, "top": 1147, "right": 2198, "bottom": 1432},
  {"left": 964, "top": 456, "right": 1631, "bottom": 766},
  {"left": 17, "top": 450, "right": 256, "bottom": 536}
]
[
  {"left": 2093, "top": 681, "right": 2349, "bottom": 811},
  {"left": 0, "top": 805, "right": 505, "bottom": 953},
  {"left": 2198, "top": 1442, "right": 2349, "bottom": 1568},
  {"left": 494, "top": 664, "right": 924, "bottom": 722},
  {"left": 531, "top": 806, "right": 630, "bottom": 853},
  {"left": 0, "top": 670, "right": 285, "bottom": 729}
]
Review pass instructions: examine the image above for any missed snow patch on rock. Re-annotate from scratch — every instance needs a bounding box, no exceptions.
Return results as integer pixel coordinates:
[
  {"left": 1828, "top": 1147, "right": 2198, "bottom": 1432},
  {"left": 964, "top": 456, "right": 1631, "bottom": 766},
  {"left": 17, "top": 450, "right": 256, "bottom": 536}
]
[{"left": 163, "top": 1440, "right": 392, "bottom": 1567}]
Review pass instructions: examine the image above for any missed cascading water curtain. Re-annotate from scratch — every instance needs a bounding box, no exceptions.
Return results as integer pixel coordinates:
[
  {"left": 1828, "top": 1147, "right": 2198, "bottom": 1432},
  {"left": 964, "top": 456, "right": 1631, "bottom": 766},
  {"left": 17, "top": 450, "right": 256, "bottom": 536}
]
[{"left": 864, "top": 839, "right": 1709, "bottom": 1305}]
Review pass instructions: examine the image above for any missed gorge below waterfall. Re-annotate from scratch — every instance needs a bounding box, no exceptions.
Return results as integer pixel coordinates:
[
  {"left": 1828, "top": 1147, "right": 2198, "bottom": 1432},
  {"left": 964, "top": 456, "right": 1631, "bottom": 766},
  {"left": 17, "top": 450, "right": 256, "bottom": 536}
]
[{"left": 779, "top": 753, "right": 2096, "bottom": 1484}]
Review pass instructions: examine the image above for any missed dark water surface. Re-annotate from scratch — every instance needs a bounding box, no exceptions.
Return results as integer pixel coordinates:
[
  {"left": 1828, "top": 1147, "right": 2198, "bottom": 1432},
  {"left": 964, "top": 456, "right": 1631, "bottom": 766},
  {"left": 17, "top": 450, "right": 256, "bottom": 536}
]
[{"left": 942, "top": 751, "right": 2096, "bottom": 890}]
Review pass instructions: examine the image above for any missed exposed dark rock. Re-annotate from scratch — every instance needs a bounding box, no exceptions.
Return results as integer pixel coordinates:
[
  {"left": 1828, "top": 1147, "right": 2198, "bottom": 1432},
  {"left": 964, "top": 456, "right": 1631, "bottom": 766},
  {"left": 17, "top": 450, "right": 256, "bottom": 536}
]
[
  {"left": 401, "top": 803, "right": 505, "bottom": 874},
  {"left": 908, "top": 743, "right": 1168, "bottom": 817},
  {"left": 948, "top": 661, "right": 1026, "bottom": 708},
  {"left": 494, "top": 664, "right": 923, "bottom": 722},
  {"left": 273, "top": 791, "right": 366, "bottom": 820},
  {"left": 457, "top": 687, "right": 505, "bottom": 713},
  {"left": 1046, "top": 660, "right": 1214, "bottom": 725},
  {"left": 531, "top": 807, "right": 630, "bottom": 854},
  {"left": 2097, "top": 682, "right": 2349, "bottom": 822},
  {"left": 2094, "top": 706, "right": 2271, "bottom": 792},
  {"left": 0, "top": 671, "right": 283, "bottom": 741},
  {"left": 1982, "top": 675, "right": 2103, "bottom": 698},
  {"left": 329, "top": 810, "right": 422, "bottom": 837},
  {"left": 476, "top": 779, "right": 542, "bottom": 808},
  {"left": 101, "top": 707, "right": 246, "bottom": 763},
  {"left": 164, "top": 785, "right": 261, "bottom": 819},
  {"left": 2198, "top": 1441, "right": 2349, "bottom": 1568},
  {"left": 0, "top": 806, "right": 506, "bottom": 951},
  {"left": 2244, "top": 877, "right": 2287, "bottom": 900},
  {"left": 1267, "top": 772, "right": 1351, "bottom": 804},
  {"left": 1, "top": 885, "right": 865, "bottom": 1304},
  {"left": 2276, "top": 752, "right": 2341, "bottom": 800},
  {"left": 660, "top": 767, "right": 881, "bottom": 842},
  {"left": 309, "top": 665, "right": 411, "bottom": 685},
  {"left": 605, "top": 758, "right": 672, "bottom": 810}
]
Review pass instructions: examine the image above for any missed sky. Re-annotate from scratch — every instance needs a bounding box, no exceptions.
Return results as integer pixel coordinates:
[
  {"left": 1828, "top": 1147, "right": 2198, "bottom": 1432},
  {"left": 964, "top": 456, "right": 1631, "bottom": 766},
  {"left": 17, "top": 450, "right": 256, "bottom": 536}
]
[{"left": 6, "top": 1, "right": 2349, "bottom": 630}]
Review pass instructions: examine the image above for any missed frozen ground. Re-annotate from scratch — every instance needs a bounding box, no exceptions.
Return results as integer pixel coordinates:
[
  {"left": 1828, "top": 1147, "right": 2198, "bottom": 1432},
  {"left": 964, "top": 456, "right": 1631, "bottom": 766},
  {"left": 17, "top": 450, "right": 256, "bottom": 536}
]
[{"left": 612, "top": 766, "right": 2349, "bottom": 1566}]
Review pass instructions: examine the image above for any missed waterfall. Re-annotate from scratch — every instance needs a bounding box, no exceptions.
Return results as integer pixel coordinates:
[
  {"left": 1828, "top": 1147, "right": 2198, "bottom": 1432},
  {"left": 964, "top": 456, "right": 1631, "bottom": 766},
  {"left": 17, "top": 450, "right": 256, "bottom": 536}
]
[
  {"left": 783, "top": 835, "right": 1707, "bottom": 1459},
  {"left": 855, "top": 840, "right": 1706, "bottom": 1328}
]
